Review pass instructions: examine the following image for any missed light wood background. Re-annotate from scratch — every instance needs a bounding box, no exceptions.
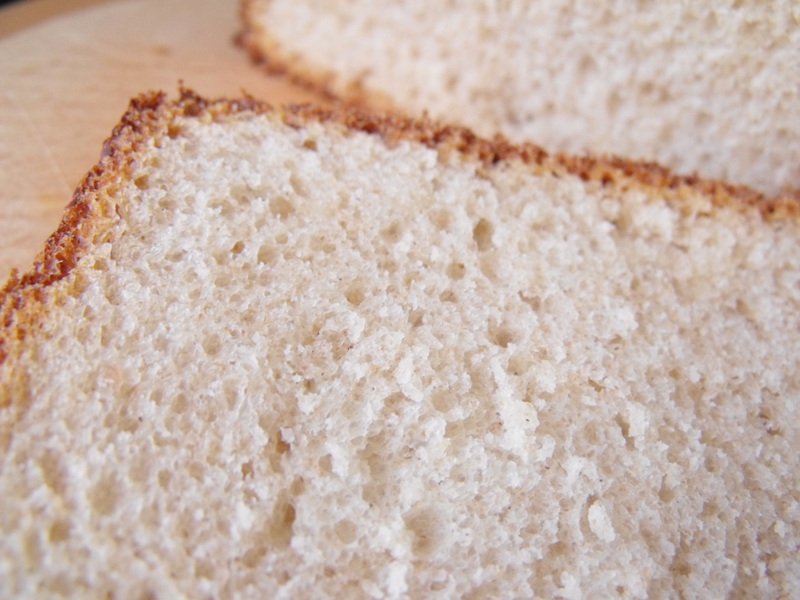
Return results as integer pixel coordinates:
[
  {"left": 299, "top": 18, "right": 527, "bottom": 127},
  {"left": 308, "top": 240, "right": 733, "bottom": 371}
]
[{"left": 0, "top": 0, "right": 322, "bottom": 280}]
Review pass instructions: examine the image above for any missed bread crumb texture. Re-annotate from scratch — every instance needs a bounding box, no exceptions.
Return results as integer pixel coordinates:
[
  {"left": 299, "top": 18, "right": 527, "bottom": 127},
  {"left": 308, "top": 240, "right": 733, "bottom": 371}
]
[
  {"left": 241, "top": 0, "right": 800, "bottom": 196},
  {"left": 0, "top": 91, "right": 799, "bottom": 599}
]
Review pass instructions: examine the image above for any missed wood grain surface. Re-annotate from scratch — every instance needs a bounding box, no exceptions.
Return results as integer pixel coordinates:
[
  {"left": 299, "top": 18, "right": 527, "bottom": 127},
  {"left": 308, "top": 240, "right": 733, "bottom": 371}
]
[{"left": 0, "top": 0, "right": 323, "bottom": 280}]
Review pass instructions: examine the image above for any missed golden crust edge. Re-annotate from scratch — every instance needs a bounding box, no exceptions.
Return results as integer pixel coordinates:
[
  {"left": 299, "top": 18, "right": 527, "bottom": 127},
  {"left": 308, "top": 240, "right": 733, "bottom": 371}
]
[
  {"left": 236, "top": 0, "right": 400, "bottom": 114},
  {"left": 0, "top": 91, "right": 172, "bottom": 380}
]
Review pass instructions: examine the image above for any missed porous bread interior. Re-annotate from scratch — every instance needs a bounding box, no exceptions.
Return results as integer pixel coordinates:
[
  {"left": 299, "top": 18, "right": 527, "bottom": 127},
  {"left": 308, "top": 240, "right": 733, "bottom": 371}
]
[
  {"left": 1, "top": 103, "right": 799, "bottom": 600},
  {"left": 243, "top": 0, "right": 800, "bottom": 196}
]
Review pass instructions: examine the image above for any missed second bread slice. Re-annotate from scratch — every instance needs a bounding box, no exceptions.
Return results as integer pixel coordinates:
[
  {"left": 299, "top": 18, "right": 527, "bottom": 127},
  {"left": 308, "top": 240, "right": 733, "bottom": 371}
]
[{"left": 240, "top": 0, "right": 800, "bottom": 196}]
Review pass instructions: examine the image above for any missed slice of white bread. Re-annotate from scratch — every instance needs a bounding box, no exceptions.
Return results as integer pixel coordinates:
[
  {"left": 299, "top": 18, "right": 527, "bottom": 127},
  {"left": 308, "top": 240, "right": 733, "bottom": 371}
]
[
  {"left": 239, "top": 0, "right": 800, "bottom": 197},
  {"left": 1, "top": 89, "right": 799, "bottom": 599}
]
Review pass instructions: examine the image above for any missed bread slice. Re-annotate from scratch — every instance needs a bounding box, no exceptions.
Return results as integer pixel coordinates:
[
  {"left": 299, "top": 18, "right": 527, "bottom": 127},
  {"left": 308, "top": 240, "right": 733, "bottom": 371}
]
[
  {"left": 239, "top": 0, "right": 800, "bottom": 197},
  {"left": 1, "top": 89, "right": 799, "bottom": 599}
]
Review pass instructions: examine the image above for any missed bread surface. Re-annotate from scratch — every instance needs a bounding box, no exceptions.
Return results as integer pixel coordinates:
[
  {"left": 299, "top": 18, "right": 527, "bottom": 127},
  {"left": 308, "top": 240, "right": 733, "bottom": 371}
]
[
  {"left": 1, "top": 90, "right": 799, "bottom": 599},
  {"left": 239, "top": 0, "right": 800, "bottom": 197}
]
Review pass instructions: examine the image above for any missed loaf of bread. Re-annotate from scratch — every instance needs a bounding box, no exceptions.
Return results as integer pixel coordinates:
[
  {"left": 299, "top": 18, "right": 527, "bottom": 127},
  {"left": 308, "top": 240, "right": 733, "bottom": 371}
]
[
  {"left": 239, "top": 0, "right": 800, "bottom": 197},
  {"left": 1, "top": 90, "right": 798, "bottom": 599}
]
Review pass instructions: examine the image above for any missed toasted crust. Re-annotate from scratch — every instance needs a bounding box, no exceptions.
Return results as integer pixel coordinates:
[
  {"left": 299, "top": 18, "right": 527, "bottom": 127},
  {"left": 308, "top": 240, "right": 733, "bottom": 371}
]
[
  {"left": 1, "top": 87, "right": 798, "bottom": 372},
  {"left": 236, "top": 0, "right": 364, "bottom": 105}
]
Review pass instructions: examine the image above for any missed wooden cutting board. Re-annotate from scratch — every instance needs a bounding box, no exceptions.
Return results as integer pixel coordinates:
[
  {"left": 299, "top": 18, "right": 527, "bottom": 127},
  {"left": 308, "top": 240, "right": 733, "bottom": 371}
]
[{"left": 0, "top": 0, "right": 324, "bottom": 281}]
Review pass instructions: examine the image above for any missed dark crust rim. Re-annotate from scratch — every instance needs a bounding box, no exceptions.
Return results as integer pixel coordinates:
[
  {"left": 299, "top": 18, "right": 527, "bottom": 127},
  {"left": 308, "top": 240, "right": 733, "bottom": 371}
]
[{"left": 1, "top": 86, "right": 799, "bottom": 369}]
